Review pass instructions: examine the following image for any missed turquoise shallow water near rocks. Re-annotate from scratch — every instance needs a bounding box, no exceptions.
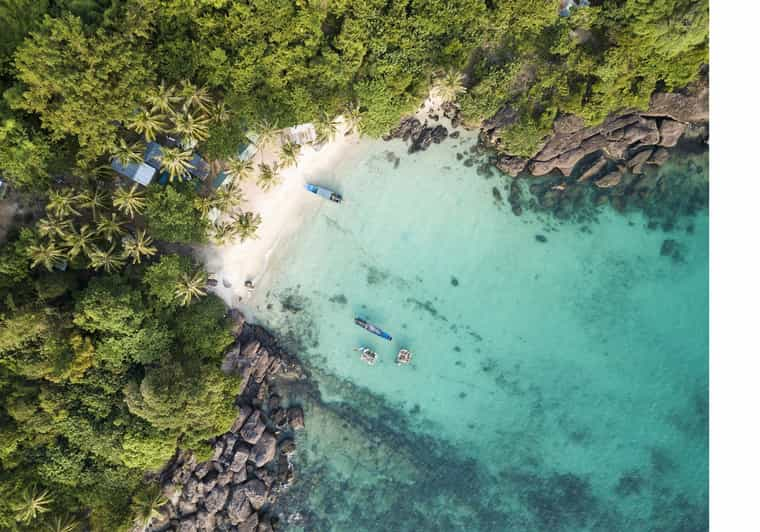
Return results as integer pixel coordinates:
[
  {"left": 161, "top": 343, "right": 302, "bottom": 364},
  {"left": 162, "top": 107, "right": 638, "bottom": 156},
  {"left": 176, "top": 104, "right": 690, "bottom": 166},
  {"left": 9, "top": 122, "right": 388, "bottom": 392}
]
[{"left": 248, "top": 135, "right": 708, "bottom": 531}]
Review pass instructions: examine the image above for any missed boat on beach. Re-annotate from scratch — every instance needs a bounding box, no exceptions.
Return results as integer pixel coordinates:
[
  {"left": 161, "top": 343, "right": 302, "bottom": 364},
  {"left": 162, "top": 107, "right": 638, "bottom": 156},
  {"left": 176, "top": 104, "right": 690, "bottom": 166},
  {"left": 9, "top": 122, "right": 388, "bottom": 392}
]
[
  {"left": 354, "top": 317, "right": 393, "bottom": 341},
  {"left": 354, "top": 347, "right": 378, "bottom": 365},
  {"left": 305, "top": 183, "right": 342, "bottom": 203}
]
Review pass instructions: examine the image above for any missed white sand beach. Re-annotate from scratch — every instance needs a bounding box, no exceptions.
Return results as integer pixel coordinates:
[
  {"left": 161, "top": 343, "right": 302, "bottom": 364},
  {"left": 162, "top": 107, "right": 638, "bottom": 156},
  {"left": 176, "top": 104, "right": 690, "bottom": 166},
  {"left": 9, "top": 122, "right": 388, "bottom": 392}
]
[{"left": 197, "top": 119, "right": 362, "bottom": 308}]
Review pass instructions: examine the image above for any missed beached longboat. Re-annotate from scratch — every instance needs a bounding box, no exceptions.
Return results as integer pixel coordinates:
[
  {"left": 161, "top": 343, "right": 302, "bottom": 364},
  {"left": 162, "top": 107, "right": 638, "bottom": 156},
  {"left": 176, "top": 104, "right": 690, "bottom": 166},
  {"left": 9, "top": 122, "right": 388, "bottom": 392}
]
[
  {"left": 396, "top": 349, "right": 412, "bottom": 365},
  {"left": 305, "top": 183, "right": 342, "bottom": 203},
  {"left": 354, "top": 317, "right": 393, "bottom": 341},
  {"left": 354, "top": 347, "right": 378, "bottom": 365}
]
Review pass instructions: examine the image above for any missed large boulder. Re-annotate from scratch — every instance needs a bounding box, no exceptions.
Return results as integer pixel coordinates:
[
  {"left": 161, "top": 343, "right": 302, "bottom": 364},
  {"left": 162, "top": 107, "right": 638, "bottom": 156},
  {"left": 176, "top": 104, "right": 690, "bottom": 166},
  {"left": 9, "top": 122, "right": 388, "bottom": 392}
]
[
  {"left": 238, "top": 513, "right": 260, "bottom": 532},
  {"left": 627, "top": 148, "right": 654, "bottom": 174},
  {"left": 230, "top": 405, "right": 253, "bottom": 433},
  {"left": 647, "top": 86, "right": 709, "bottom": 123},
  {"left": 595, "top": 171, "right": 623, "bottom": 189},
  {"left": 287, "top": 407, "right": 305, "bottom": 430},
  {"left": 230, "top": 447, "right": 251, "bottom": 473},
  {"left": 495, "top": 155, "right": 529, "bottom": 177},
  {"left": 241, "top": 478, "right": 269, "bottom": 510},
  {"left": 205, "top": 484, "right": 229, "bottom": 515},
  {"left": 251, "top": 432, "right": 277, "bottom": 467},
  {"left": 227, "top": 487, "right": 254, "bottom": 524},
  {"left": 241, "top": 411, "right": 266, "bottom": 445},
  {"left": 658, "top": 119, "right": 688, "bottom": 147},
  {"left": 194, "top": 510, "right": 216, "bottom": 532}
]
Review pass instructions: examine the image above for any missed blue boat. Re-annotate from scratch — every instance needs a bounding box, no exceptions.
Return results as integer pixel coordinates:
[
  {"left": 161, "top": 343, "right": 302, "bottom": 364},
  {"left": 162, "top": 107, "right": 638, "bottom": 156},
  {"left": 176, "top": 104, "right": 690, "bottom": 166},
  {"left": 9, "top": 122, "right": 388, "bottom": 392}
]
[
  {"left": 305, "top": 183, "right": 342, "bottom": 203},
  {"left": 354, "top": 317, "right": 392, "bottom": 341}
]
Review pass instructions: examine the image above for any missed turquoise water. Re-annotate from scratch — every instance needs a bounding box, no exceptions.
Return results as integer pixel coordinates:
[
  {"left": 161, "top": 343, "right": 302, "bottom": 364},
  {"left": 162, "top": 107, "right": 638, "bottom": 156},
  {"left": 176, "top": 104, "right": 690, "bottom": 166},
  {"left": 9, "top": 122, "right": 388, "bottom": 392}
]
[{"left": 248, "top": 135, "right": 708, "bottom": 531}]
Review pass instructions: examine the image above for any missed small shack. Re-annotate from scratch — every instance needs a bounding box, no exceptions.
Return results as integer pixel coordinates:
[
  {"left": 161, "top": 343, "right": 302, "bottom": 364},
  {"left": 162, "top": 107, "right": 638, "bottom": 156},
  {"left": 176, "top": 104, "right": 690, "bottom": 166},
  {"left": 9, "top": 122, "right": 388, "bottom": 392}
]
[{"left": 110, "top": 158, "right": 156, "bottom": 186}]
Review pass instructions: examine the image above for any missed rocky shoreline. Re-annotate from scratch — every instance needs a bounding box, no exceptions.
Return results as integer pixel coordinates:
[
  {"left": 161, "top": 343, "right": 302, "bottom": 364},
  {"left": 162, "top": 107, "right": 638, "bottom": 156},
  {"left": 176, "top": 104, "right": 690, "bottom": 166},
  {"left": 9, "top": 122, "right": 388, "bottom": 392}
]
[
  {"left": 149, "top": 311, "right": 306, "bottom": 532},
  {"left": 383, "top": 78, "right": 709, "bottom": 222}
]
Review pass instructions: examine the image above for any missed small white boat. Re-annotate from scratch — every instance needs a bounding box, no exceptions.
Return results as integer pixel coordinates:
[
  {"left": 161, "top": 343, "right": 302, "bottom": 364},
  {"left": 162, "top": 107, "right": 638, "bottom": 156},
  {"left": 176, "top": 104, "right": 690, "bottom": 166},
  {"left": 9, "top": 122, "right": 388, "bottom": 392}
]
[
  {"left": 354, "top": 347, "right": 377, "bottom": 365},
  {"left": 396, "top": 349, "right": 412, "bottom": 365}
]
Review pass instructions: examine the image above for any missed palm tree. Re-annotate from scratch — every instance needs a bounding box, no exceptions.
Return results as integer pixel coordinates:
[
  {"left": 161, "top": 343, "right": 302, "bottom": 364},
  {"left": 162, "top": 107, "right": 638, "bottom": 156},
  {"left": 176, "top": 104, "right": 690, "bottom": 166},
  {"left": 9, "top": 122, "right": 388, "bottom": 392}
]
[
  {"left": 110, "top": 138, "right": 145, "bottom": 167},
  {"left": 210, "top": 101, "right": 230, "bottom": 124},
  {"left": 96, "top": 213, "right": 126, "bottom": 243},
  {"left": 233, "top": 211, "right": 262, "bottom": 241},
  {"left": 37, "top": 216, "right": 72, "bottom": 239},
  {"left": 210, "top": 221, "right": 235, "bottom": 244},
  {"left": 279, "top": 141, "right": 301, "bottom": 168},
  {"left": 122, "top": 230, "right": 157, "bottom": 264},
  {"left": 179, "top": 80, "right": 212, "bottom": 112},
  {"left": 44, "top": 514, "right": 81, "bottom": 532},
  {"left": 130, "top": 484, "right": 168, "bottom": 531},
  {"left": 194, "top": 196, "right": 216, "bottom": 218},
  {"left": 257, "top": 163, "right": 280, "bottom": 191},
  {"left": 225, "top": 157, "right": 256, "bottom": 183},
  {"left": 113, "top": 184, "right": 147, "bottom": 218},
  {"left": 344, "top": 101, "right": 364, "bottom": 136},
  {"left": 315, "top": 111, "right": 339, "bottom": 144},
  {"left": 158, "top": 146, "right": 193, "bottom": 183},
  {"left": 253, "top": 119, "right": 279, "bottom": 154},
  {"left": 432, "top": 68, "right": 467, "bottom": 103},
  {"left": 13, "top": 485, "right": 53, "bottom": 525},
  {"left": 89, "top": 244, "right": 125, "bottom": 273},
  {"left": 214, "top": 182, "right": 243, "bottom": 212},
  {"left": 76, "top": 188, "right": 108, "bottom": 219},
  {"left": 46, "top": 189, "right": 80, "bottom": 218},
  {"left": 172, "top": 111, "right": 210, "bottom": 143},
  {"left": 65, "top": 224, "right": 96, "bottom": 259},
  {"left": 146, "top": 81, "right": 179, "bottom": 114},
  {"left": 175, "top": 270, "right": 207, "bottom": 306},
  {"left": 128, "top": 107, "right": 166, "bottom": 142}
]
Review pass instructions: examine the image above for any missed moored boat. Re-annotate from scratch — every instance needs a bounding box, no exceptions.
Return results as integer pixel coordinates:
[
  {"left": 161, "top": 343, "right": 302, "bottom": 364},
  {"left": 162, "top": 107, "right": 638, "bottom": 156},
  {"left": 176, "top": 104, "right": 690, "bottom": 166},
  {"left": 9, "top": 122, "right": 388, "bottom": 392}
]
[
  {"left": 305, "top": 183, "right": 342, "bottom": 203},
  {"left": 354, "top": 317, "right": 392, "bottom": 341},
  {"left": 354, "top": 347, "right": 377, "bottom": 365},
  {"left": 396, "top": 349, "right": 412, "bottom": 365}
]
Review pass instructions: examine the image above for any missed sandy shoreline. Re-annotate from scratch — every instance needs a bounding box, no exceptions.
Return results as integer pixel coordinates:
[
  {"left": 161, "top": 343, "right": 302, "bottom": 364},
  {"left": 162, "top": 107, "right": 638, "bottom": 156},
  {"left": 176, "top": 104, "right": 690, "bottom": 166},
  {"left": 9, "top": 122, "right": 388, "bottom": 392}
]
[
  {"left": 197, "top": 120, "right": 363, "bottom": 310},
  {"left": 198, "top": 94, "right": 446, "bottom": 313}
]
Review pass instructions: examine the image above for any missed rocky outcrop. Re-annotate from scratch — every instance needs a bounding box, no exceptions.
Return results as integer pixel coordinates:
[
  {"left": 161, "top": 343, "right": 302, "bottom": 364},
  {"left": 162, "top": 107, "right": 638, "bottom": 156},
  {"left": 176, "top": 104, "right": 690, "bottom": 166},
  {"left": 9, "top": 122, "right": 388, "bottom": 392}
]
[
  {"left": 383, "top": 117, "right": 451, "bottom": 154},
  {"left": 150, "top": 320, "right": 305, "bottom": 532},
  {"left": 486, "top": 79, "right": 708, "bottom": 182}
]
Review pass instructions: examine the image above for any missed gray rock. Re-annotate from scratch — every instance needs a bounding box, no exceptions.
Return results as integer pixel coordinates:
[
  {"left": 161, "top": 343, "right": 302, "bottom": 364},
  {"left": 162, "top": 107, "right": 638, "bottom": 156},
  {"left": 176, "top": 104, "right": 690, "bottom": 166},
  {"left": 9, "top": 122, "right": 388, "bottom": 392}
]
[
  {"left": 230, "top": 405, "right": 253, "bottom": 433},
  {"left": 238, "top": 513, "right": 260, "bottom": 532},
  {"left": 227, "top": 486, "right": 253, "bottom": 524},
  {"left": 595, "top": 171, "right": 623, "bottom": 189},
  {"left": 628, "top": 148, "right": 654, "bottom": 174},
  {"left": 195, "top": 510, "right": 215, "bottom": 532},
  {"left": 194, "top": 461, "right": 212, "bottom": 480},
  {"left": 658, "top": 119, "right": 687, "bottom": 147},
  {"left": 279, "top": 439, "right": 296, "bottom": 455},
  {"left": 232, "top": 467, "right": 248, "bottom": 485},
  {"left": 252, "top": 432, "right": 277, "bottom": 467},
  {"left": 578, "top": 155, "right": 607, "bottom": 182},
  {"left": 240, "top": 478, "right": 269, "bottom": 510},
  {"left": 177, "top": 516, "right": 197, "bottom": 532},
  {"left": 241, "top": 411, "right": 266, "bottom": 444},
  {"left": 240, "top": 340, "right": 261, "bottom": 359},
  {"left": 205, "top": 484, "right": 229, "bottom": 515},
  {"left": 287, "top": 407, "right": 305, "bottom": 430},
  {"left": 230, "top": 448, "right": 251, "bottom": 473},
  {"left": 178, "top": 498, "right": 197, "bottom": 517},
  {"left": 495, "top": 155, "right": 528, "bottom": 177},
  {"left": 228, "top": 309, "right": 246, "bottom": 337}
]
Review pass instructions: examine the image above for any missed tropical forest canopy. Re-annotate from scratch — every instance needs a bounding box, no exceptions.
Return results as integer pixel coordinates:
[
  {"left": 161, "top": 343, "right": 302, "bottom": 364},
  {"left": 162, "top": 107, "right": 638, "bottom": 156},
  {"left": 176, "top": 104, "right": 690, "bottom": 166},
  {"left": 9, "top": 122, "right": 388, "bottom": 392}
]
[{"left": 0, "top": 0, "right": 708, "bottom": 529}]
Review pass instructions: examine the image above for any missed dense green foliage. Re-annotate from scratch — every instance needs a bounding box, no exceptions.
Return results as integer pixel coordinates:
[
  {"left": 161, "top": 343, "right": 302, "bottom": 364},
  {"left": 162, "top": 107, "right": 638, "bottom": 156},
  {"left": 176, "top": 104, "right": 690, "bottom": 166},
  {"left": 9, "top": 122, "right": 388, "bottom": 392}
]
[
  {"left": 0, "top": 0, "right": 708, "bottom": 529},
  {"left": 0, "top": 240, "right": 237, "bottom": 530}
]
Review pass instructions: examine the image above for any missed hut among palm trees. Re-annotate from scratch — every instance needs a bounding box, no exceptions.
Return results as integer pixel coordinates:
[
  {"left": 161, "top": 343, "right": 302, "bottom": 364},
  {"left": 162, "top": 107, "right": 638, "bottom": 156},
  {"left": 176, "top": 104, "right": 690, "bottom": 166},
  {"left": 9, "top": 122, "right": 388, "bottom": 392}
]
[
  {"left": 283, "top": 123, "right": 317, "bottom": 147},
  {"left": 110, "top": 157, "right": 156, "bottom": 186}
]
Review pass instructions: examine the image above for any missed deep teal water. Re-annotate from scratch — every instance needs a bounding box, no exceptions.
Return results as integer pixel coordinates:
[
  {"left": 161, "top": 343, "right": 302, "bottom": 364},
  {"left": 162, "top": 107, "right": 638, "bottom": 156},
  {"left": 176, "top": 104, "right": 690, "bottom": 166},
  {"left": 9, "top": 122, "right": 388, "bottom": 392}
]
[{"left": 247, "top": 135, "right": 708, "bottom": 531}]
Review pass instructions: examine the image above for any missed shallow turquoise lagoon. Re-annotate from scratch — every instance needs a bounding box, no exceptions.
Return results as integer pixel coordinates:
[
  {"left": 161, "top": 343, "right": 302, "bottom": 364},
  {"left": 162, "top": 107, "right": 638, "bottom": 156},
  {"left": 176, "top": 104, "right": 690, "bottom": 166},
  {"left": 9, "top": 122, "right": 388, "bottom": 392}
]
[{"left": 248, "top": 135, "right": 708, "bottom": 531}]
